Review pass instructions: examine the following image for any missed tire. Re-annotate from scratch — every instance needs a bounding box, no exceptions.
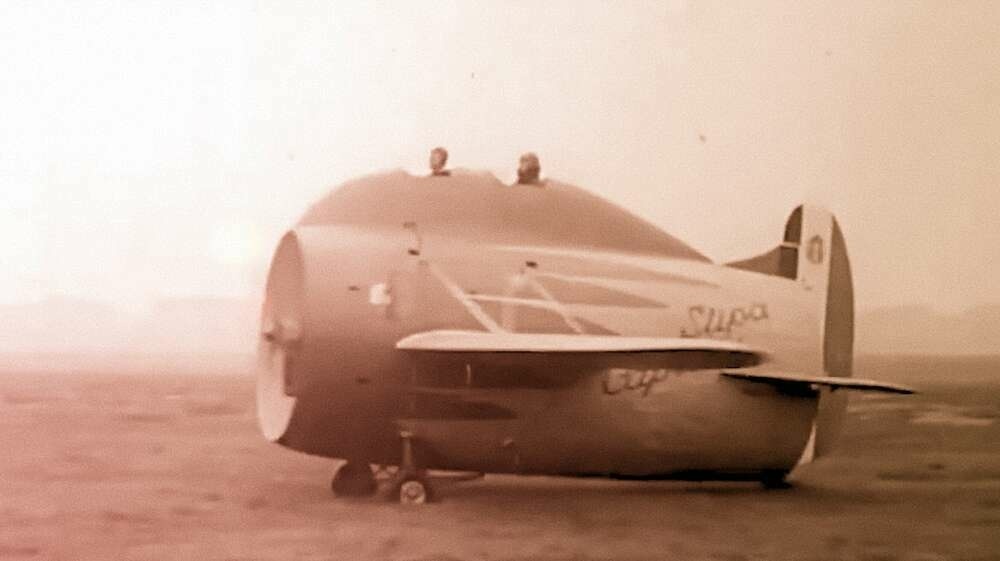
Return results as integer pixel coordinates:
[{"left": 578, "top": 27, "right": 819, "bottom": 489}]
[{"left": 396, "top": 477, "right": 433, "bottom": 504}]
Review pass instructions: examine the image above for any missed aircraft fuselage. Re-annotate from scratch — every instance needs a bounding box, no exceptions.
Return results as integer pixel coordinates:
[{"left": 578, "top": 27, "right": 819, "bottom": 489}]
[{"left": 258, "top": 208, "right": 834, "bottom": 478}]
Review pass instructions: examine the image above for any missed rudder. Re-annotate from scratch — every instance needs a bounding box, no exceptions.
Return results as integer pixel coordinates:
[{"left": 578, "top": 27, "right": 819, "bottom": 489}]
[{"left": 784, "top": 205, "right": 854, "bottom": 459}]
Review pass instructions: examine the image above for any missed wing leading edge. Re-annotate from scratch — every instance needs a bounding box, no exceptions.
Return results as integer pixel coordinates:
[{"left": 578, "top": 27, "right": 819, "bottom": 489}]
[
  {"left": 396, "top": 329, "right": 765, "bottom": 355},
  {"left": 396, "top": 331, "right": 915, "bottom": 394}
]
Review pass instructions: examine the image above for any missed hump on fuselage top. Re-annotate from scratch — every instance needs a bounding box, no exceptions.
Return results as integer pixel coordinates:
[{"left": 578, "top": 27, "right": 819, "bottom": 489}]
[{"left": 299, "top": 169, "right": 708, "bottom": 262}]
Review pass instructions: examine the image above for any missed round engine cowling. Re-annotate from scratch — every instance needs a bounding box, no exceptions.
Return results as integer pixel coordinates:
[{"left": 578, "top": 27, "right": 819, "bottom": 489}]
[
  {"left": 256, "top": 230, "right": 306, "bottom": 442},
  {"left": 256, "top": 224, "right": 424, "bottom": 458}
]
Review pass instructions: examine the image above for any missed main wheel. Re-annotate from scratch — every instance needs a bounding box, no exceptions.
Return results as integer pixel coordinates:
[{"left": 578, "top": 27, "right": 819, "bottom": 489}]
[
  {"left": 396, "top": 477, "right": 433, "bottom": 504},
  {"left": 331, "top": 462, "right": 377, "bottom": 497}
]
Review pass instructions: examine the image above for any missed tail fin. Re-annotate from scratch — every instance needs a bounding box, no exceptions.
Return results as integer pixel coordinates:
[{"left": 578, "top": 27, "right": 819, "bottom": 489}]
[
  {"left": 729, "top": 205, "right": 854, "bottom": 458},
  {"left": 785, "top": 205, "right": 855, "bottom": 457},
  {"left": 783, "top": 206, "right": 826, "bottom": 291},
  {"left": 728, "top": 204, "right": 834, "bottom": 288},
  {"left": 780, "top": 206, "right": 854, "bottom": 372}
]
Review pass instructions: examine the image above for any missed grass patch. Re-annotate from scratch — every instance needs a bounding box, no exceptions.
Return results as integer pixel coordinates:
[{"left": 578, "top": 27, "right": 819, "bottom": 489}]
[
  {"left": 100, "top": 510, "right": 156, "bottom": 524},
  {"left": 0, "top": 545, "right": 41, "bottom": 558},
  {"left": 121, "top": 412, "right": 173, "bottom": 423},
  {"left": 877, "top": 469, "right": 945, "bottom": 482}
]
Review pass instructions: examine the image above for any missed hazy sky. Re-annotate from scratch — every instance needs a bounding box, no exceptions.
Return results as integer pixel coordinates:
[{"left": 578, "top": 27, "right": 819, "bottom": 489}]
[{"left": 1, "top": 1, "right": 997, "bottom": 313}]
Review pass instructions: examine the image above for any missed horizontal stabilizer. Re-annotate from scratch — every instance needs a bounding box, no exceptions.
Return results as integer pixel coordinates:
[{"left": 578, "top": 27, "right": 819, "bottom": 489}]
[
  {"left": 397, "top": 330, "right": 764, "bottom": 356},
  {"left": 722, "top": 370, "right": 915, "bottom": 394}
]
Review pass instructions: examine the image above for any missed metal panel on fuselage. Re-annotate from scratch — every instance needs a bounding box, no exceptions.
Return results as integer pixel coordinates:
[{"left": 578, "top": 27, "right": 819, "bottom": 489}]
[{"left": 398, "top": 368, "right": 816, "bottom": 476}]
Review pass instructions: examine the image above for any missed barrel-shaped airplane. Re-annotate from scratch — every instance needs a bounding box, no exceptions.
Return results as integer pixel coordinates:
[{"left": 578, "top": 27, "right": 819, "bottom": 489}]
[{"left": 257, "top": 167, "right": 913, "bottom": 503}]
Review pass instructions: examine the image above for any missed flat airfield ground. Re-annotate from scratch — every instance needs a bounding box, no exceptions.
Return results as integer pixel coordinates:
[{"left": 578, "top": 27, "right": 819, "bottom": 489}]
[{"left": 1, "top": 355, "right": 998, "bottom": 561}]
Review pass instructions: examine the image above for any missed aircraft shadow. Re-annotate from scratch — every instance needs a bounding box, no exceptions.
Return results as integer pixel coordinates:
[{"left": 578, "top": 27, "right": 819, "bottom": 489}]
[{"left": 429, "top": 474, "right": 889, "bottom": 504}]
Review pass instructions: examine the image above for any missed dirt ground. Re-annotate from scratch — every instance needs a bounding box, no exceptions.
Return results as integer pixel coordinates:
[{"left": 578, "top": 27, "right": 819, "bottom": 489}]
[{"left": 1, "top": 355, "right": 998, "bottom": 561}]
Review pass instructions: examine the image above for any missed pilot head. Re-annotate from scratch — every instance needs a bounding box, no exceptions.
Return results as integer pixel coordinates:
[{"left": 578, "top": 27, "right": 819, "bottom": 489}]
[
  {"left": 429, "top": 147, "right": 450, "bottom": 176},
  {"left": 516, "top": 152, "right": 541, "bottom": 185}
]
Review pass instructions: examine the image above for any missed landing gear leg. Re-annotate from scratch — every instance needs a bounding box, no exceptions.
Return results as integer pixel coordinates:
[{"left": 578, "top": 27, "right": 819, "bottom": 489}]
[
  {"left": 760, "top": 469, "right": 793, "bottom": 490},
  {"left": 331, "top": 461, "right": 377, "bottom": 498},
  {"left": 390, "top": 431, "right": 434, "bottom": 504}
]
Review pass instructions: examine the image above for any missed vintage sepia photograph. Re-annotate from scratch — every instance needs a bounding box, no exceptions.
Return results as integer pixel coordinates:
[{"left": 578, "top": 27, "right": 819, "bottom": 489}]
[{"left": 1, "top": 2, "right": 998, "bottom": 560}]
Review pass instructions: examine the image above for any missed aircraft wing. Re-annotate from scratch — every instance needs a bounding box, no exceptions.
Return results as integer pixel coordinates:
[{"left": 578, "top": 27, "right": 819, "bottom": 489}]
[
  {"left": 721, "top": 370, "right": 916, "bottom": 394},
  {"left": 396, "top": 329, "right": 764, "bottom": 356}
]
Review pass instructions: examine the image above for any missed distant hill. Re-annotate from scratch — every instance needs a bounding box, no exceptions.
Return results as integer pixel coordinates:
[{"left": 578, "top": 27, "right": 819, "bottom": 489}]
[
  {"left": 856, "top": 304, "right": 1000, "bottom": 355},
  {"left": 0, "top": 296, "right": 129, "bottom": 354},
  {"left": 0, "top": 296, "right": 259, "bottom": 356},
  {"left": 122, "top": 297, "right": 259, "bottom": 355}
]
